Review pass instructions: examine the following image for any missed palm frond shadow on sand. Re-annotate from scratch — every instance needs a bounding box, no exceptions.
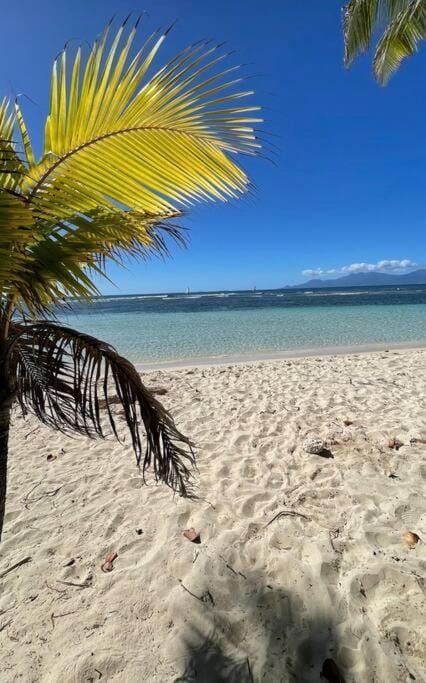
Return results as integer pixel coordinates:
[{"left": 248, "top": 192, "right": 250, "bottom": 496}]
[{"left": 173, "top": 574, "right": 347, "bottom": 683}]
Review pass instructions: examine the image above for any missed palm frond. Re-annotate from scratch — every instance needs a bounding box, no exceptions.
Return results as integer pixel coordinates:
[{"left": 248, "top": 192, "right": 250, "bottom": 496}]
[
  {"left": 21, "top": 21, "right": 261, "bottom": 227},
  {"left": 0, "top": 100, "right": 27, "bottom": 190},
  {"left": 15, "top": 102, "right": 35, "bottom": 167},
  {"left": 373, "top": 0, "right": 426, "bottom": 82},
  {"left": 2, "top": 95, "right": 187, "bottom": 311},
  {"left": 0, "top": 192, "right": 33, "bottom": 292},
  {"left": 8, "top": 321, "right": 194, "bottom": 496},
  {"left": 0, "top": 102, "right": 35, "bottom": 300},
  {"left": 0, "top": 22, "right": 260, "bottom": 315},
  {"left": 5, "top": 211, "right": 186, "bottom": 316},
  {"left": 343, "top": 0, "right": 413, "bottom": 66}
]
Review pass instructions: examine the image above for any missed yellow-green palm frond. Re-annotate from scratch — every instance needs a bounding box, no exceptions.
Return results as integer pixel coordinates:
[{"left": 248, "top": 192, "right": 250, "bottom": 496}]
[
  {"left": 20, "top": 20, "right": 261, "bottom": 229},
  {"left": 15, "top": 101, "right": 35, "bottom": 167},
  {"left": 0, "top": 99, "right": 27, "bottom": 191},
  {"left": 2, "top": 20, "right": 261, "bottom": 315},
  {"left": 343, "top": 0, "right": 426, "bottom": 83}
]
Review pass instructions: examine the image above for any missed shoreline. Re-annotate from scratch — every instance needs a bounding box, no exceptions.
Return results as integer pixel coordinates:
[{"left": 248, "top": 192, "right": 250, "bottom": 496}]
[{"left": 136, "top": 339, "right": 426, "bottom": 371}]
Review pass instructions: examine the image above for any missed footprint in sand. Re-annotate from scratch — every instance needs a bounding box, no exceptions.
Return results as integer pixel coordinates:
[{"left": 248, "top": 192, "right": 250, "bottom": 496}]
[
  {"left": 239, "top": 492, "right": 271, "bottom": 517},
  {"left": 104, "top": 510, "right": 126, "bottom": 539}
]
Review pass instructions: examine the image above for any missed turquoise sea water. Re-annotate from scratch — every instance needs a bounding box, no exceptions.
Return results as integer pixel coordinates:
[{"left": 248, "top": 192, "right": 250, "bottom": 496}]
[{"left": 58, "top": 286, "right": 426, "bottom": 365}]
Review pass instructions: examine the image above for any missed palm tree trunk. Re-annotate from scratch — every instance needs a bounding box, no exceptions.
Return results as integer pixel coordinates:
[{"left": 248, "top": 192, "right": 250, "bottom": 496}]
[
  {"left": 0, "top": 397, "right": 11, "bottom": 542},
  {"left": 0, "top": 297, "right": 16, "bottom": 541},
  {"left": 0, "top": 346, "right": 13, "bottom": 542}
]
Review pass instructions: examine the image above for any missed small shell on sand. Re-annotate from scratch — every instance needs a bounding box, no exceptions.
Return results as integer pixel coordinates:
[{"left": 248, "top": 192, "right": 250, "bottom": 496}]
[
  {"left": 404, "top": 531, "right": 420, "bottom": 549},
  {"left": 303, "top": 438, "right": 325, "bottom": 454}
]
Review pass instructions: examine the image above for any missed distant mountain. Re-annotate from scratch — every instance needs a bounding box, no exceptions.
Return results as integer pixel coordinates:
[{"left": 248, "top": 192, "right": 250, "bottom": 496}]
[{"left": 294, "top": 269, "right": 426, "bottom": 289}]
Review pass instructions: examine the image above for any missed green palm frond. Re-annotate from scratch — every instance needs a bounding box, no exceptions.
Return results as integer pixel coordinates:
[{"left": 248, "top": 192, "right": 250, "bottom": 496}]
[
  {"left": 0, "top": 193, "right": 33, "bottom": 292},
  {"left": 343, "top": 0, "right": 409, "bottom": 66},
  {"left": 6, "top": 211, "right": 186, "bottom": 316},
  {"left": 0, "top": 102, "right": 34, "bottom": 298},
  {"left": 8, "top": 321, "right": 195, "bottom": 496},
  {"left": 343, "top": 0, "right": 425, "bottom": 82},
  {"left": 374, "top": 0, "right": 426, "bottom": 82}
]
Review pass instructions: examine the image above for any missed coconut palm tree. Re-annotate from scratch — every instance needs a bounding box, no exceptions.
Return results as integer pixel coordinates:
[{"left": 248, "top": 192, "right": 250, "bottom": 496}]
[
  {"left": 0, "top": 18, "right": 261, "bottom": 540},
  {"left": 343, "top": 0, "right": 426, "bottom": 84}
]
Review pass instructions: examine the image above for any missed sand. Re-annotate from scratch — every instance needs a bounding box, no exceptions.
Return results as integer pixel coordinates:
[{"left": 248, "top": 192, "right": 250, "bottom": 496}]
[{"left": 1, "top": 349, "right": 426, "bottom": 682}]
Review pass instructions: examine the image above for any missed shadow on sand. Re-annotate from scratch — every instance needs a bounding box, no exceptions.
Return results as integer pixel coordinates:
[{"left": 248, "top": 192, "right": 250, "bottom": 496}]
[{"left": 173, "top": 573, "right": 347, "bottom": 683}]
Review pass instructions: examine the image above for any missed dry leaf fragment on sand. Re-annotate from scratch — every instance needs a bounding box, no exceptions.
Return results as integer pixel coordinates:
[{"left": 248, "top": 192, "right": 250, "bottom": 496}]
[
  {"left": 320, "top": 658, "right": 346, "bottom": 683},
  {"left": 404, "top": 531, "right": 420, "bottom": 549},
  {"left": 388, "top": 437, "right": 403, "bottom": 450},
  {"left": 183, "top": 528, "right": 201, "bottom": 544},
  {"left": 101, "top": 552, "right": 118, "bottom": 572}
]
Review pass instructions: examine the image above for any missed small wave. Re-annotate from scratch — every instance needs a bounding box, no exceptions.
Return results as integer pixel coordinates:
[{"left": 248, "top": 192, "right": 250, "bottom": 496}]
[
  {"left": 303, "top": 290, "right": 367, "bottom": 297},
  {"left": 93, "top": 294, "right": 168, "bottom": 303},
  {"left": 135, "top": 294, "right": 167, "bottom": 299},
  {"left": 197, "top": 292, "right": 236, "bottom": 298}
]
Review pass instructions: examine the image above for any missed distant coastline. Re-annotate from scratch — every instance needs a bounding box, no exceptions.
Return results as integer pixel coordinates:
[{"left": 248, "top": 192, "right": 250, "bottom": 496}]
[{"left": 290, "top": 268, "right": 426, "bottom": 289}]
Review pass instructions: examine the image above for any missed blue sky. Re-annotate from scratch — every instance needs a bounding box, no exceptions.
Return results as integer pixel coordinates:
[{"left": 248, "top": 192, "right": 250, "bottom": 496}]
[{"left": 2, "top": 1, "right": 425, "bottom": 293}]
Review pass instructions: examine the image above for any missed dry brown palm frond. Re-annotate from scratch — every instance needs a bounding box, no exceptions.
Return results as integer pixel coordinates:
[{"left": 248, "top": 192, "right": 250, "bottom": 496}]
[{"left": 7, "top": 321, "right": 195, "bottom": 496}]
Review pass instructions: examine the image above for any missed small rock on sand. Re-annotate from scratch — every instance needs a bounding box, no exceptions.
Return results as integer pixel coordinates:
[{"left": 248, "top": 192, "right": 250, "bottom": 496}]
[{"left": 303, "top": 438, "right": 325, "bottom": 455}]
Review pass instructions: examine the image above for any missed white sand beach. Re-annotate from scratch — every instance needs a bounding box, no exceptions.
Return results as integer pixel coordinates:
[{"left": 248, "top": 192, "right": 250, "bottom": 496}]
[{"left": 1, "top": 348, "right": 426, "bottom": 682}]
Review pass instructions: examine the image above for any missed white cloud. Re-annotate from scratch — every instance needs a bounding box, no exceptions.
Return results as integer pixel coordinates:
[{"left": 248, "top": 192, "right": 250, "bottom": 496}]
[{"left": 302, "top": 259, "right": 417, "bottom": 279}]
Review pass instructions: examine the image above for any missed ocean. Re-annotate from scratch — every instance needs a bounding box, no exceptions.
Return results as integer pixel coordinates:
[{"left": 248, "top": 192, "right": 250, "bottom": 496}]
[{"left": 57, "top": 285, "right": 426, "bottom": 367}]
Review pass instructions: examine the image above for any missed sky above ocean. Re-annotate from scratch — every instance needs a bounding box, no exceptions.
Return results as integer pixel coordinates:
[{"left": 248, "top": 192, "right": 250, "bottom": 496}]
[{"left": 2, "top": 1, "right": 425, "bottom": 293}]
